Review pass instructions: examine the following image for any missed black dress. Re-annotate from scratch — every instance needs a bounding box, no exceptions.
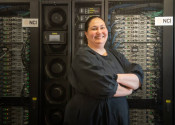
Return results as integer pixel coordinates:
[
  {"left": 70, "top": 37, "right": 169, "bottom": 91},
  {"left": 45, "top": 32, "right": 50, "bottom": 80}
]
[{"left": 64, "top": 46, "right": 143, "bottom": 125}]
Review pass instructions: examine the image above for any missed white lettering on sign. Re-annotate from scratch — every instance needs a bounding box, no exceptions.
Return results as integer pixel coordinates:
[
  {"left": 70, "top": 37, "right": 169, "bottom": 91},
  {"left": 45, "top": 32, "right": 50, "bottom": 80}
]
[
  {"left": 155, "top": 17, "right": 173, "bottom": 26},
  {"left": 22, "top": 18, "right": 38, "bottom": 27}
]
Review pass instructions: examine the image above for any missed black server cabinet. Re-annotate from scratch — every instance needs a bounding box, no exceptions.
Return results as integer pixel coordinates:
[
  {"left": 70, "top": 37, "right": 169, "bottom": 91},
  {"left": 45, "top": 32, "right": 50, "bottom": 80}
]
[
  {"left": 72, "top": 0, "right": 104, "bottom": 57},
  {"left": 105, "top": 0, "right": 174, "bottom": 125},
  {"left": 174, "top": 1, "right": 175, "bottom": 124},
  {"left": 0, "top": 0, "right": 39, "bottom": 125},
  {"left": 40, "top": 0, "right": 71, "bottom": 125},
  {"left": 162, "top": 0, "right": 174, "bottom": 124}
]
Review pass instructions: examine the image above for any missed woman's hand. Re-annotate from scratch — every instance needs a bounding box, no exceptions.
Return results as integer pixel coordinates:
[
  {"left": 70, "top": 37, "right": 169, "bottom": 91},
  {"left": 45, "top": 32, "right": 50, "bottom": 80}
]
[{"left": 113, "top": 84, "right": 133, "bottom": 97}]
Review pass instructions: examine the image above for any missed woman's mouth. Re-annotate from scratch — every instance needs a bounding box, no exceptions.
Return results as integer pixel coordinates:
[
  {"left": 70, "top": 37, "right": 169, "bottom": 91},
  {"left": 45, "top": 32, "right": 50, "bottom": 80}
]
[{"left": 95, "top": 36, "right": 104, "bottom": 39}]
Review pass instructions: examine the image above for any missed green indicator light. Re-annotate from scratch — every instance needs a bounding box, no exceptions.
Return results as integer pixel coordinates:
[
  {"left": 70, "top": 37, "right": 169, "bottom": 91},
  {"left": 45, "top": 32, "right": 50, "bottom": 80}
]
[{"left": 149, "top": 120, "right": 153, "bottom": 123}]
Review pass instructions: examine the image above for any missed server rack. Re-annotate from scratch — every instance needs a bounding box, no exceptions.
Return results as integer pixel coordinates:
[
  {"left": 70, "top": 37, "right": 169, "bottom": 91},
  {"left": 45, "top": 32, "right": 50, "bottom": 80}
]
[
  {"left": 40, "top": 0, "right": 71, "bottom": 124},
  {"left": 0, "top": 0, "right": 39, "bottom": 125},
  {"left": 105, "top": 0, "right": 174, "bottom": 125},
  {"left": 174, "top": 0, "right": 175, "bottom": 123},
  {"left": 162, "top": 0, "right": 174, "bottom": 124}
]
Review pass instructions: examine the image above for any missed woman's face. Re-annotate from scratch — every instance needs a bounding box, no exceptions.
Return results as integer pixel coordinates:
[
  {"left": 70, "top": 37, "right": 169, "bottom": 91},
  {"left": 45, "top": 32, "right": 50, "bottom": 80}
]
[{"left": 85, "top": 18, "right": 108, "bottom": 47}]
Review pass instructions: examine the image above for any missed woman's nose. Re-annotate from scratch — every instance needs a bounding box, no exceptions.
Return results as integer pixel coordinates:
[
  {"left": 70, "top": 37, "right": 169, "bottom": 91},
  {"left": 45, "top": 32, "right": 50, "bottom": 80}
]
[{"left": 96, "top": 28, "right": 101, "bottom": 34}]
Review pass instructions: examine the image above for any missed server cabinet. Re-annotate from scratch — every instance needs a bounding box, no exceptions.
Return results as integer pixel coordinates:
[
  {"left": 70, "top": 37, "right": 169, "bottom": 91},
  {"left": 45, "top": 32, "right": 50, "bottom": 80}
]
[
  {"left": 174, "top": 1, "right": 175, "bottom": 124},
  {"left": 40, "top": 0, "right": 71, "bottom": 125},
  {"left": 0, "top": 0, "right": 39, "bottom": 125},
  {"left": 105, "top": 0, "right": 174, "bottom": 125},
  {"left": 162, "top": 0, "right": 173, "bottom": 124},
  {"left": 72, "top": 0, "right": 104, "bottom": 57}
]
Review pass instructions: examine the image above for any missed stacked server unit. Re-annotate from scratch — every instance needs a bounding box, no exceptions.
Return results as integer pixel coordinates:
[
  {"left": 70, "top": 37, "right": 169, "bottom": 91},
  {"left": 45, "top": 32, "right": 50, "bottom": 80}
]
[
  {"left": 40, "top": 0, "right": 71, "bottom": 125},
  {"left": 0, "top": 16, "right": 30, "bottom": 124},
  {"left": 0, "top": 17, "right": 30, "bottom": 97},
  {"left": 0, "top": 0, "right": 39, "bottom": 125},
  {"left": 105, "top": 0, "right": 173, "bottom": 125}
]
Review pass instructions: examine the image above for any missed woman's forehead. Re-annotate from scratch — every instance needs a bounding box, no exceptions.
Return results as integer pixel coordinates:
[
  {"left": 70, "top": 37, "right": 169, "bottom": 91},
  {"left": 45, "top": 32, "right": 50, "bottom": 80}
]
[{"left": 89, "top": 18, "right": 105, "bottom": 27}]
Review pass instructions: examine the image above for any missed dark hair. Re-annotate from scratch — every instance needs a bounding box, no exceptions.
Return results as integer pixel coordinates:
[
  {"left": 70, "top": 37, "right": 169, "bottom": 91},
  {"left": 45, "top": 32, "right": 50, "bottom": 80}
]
[{"left": 84, "top": 16, "right": 104, "bottom": 44}]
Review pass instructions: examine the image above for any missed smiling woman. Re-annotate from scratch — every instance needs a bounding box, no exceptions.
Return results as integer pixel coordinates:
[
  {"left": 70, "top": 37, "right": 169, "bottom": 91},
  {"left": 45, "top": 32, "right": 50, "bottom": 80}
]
[
  {"left": 85, "top": 17, "right": 108, "bottom": 55},
  {"left": 63, "top": 16, "right": 144, "bottom": 125}
]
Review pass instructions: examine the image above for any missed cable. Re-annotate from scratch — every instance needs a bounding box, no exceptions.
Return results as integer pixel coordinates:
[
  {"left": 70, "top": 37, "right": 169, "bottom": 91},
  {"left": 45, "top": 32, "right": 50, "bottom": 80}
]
[
  {"left": 0, "top": 46, "right": 8, "bottom": 59},
  {"left": 0, "top": 5, "right": 29, "bottom": 16},
  {"left": 0, "top": 52, "right": 6, "bottom": 59},
  {"left": 108, "top": 4, "right": 136, "bottom": 48},
  {"left": 141, "top": 10, "right": 163, "bottom": 18},
  {"left": 18, "top": 11, "right": 30, "bottom": 17},
  {"left": 21, "top": 37, "right": 30, "bottom": 97},
  {"left": 21, "top": 38, "right": 30, "bottom": 70},
  {"left": 109, "top": 4, "right": 136, "bottom": 14}
]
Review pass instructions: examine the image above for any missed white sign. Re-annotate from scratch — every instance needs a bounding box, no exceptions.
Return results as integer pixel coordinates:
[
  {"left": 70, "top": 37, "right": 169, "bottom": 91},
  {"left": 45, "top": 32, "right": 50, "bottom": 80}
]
[
  {"left": 155, "top": 17, "right": 173, "bottom": 26},
  {"left": 22, "top": 18, "right": 38, "bottom": 27}
]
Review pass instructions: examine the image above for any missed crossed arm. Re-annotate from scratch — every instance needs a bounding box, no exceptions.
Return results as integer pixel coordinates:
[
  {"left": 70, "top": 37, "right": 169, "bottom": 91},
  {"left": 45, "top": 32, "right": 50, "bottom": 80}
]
[{"left": 113, "top": 74, "right": 141, "bottom": 97}]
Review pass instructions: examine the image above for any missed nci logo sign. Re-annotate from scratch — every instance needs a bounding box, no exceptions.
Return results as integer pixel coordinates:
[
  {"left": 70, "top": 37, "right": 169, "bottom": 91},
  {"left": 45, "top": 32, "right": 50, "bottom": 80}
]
[
  {"left": 155, "top": 17, "right": 173, "bottom": 26},
  {"left": 22, "top": 18, "right": 38, "bottom": 27}
]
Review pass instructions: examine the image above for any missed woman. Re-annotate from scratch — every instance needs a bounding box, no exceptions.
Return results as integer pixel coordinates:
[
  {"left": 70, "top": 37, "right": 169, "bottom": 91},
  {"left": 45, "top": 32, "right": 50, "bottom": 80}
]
[{"left": 64, "top": 16, "right": 143, "bottom": 125}]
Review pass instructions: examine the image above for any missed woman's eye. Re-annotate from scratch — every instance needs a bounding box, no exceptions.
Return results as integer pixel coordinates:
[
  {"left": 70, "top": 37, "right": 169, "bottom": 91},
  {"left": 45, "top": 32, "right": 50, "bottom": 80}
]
[{"left": 92, "top": 28, "right": 97, "bottom": 30}]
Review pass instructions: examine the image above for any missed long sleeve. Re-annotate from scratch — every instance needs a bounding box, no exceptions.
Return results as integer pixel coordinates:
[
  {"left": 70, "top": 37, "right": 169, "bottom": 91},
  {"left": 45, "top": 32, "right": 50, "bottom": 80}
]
[
  {"left": 68, "top": 49, "right": 118, "bottom": 99},
  {"left": 109, "top": 48, "right": 144, "bottom": 85}
]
